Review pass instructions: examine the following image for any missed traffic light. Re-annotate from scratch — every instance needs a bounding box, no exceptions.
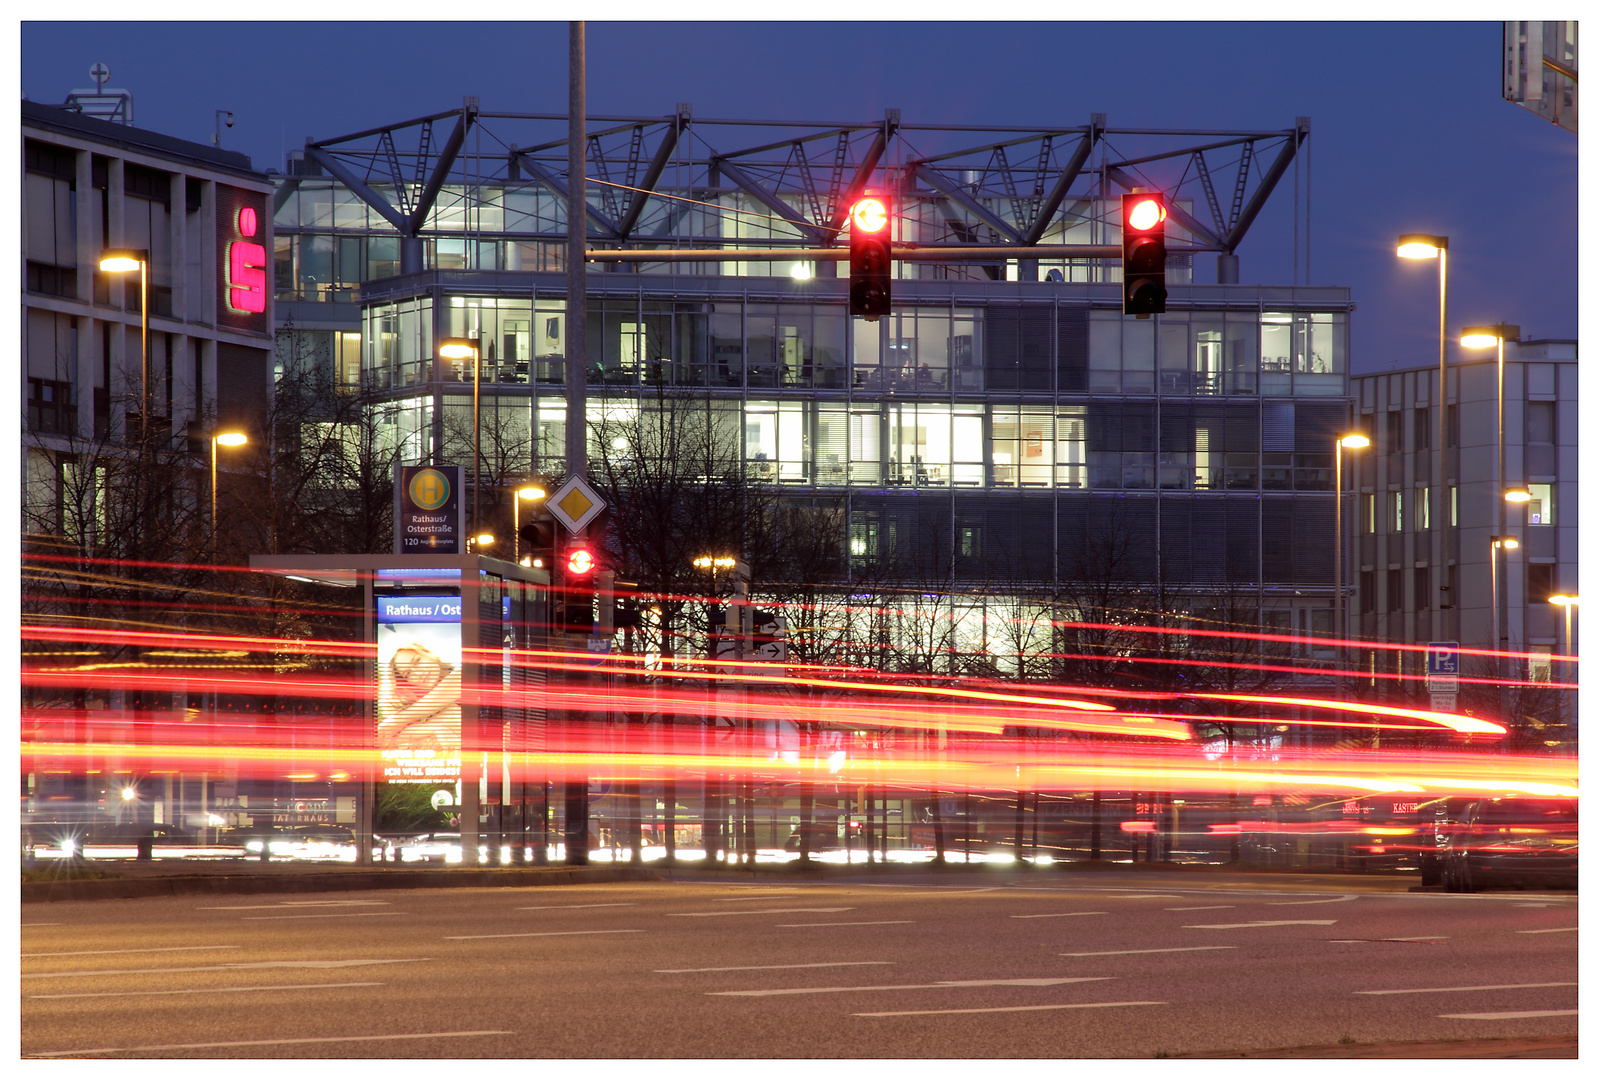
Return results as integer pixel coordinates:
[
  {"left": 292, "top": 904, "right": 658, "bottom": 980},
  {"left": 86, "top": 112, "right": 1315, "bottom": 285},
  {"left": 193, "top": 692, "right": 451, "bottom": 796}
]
[
  {"left": 520, "top": 517, "right": 556, "bottom": 570},
  {"left": 558, "top": 544, "right": 597, "bottom": 636},
  {"left": 849, "top": 194, "right": 892, "bottom": 321},
  {"left": 1121, "top": 192, "right": 1168, "bottom": 316}
]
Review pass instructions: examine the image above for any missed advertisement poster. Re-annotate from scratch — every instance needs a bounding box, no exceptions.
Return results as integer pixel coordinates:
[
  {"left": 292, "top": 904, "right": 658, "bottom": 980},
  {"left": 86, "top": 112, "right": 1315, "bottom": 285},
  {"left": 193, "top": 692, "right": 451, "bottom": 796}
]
[{"left": 376, "top": 594, "right": 462, "bottom": 784}]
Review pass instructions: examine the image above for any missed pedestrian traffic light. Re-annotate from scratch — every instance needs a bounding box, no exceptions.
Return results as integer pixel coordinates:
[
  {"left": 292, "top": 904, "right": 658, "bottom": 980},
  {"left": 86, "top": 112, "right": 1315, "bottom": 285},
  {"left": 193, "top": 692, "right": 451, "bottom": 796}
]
[
  {"left": 849, "top": 194, "right": 892, "bottom": 321},
  {"left": 1121, "top": 192, "right": 1168, "bottom": 316}
]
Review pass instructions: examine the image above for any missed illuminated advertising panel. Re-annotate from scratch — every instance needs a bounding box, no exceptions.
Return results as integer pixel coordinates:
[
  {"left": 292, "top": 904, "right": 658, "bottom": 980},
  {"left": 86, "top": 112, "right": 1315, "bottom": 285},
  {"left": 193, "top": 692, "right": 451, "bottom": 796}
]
[{"left": 376, "top": 594, "right": 462, "bottom": 785}]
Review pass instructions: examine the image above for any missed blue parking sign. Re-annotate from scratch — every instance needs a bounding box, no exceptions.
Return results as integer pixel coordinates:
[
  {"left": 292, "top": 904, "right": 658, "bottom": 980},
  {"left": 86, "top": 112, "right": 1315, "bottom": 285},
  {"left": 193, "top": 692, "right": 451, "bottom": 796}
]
[{"left": 1426, "top": 642, "right": 1459, "bottom": 677}]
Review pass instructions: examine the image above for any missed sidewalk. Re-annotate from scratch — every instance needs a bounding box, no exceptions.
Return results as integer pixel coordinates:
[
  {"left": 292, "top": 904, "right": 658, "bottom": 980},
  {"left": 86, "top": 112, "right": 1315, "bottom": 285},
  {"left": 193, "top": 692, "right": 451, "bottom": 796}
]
[{"left": 20, "top": 856, "right": 1428, "bottom": 903}]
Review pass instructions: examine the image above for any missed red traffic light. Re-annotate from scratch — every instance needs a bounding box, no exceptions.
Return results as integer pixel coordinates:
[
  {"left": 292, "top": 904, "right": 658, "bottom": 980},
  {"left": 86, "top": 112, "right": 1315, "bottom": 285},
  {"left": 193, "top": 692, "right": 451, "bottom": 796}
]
[
  {"left": 566, "top": 548, "right": 595, "bottom": 575},
  {"left": 1125, "top": 196, "right": 1167, "bottom": 233},
  {"left": 1121, "top": 192, "right": 1168, "bottom": 316},
  {"left": 851, "top": 196, "right": 889, "bottom": 234}
]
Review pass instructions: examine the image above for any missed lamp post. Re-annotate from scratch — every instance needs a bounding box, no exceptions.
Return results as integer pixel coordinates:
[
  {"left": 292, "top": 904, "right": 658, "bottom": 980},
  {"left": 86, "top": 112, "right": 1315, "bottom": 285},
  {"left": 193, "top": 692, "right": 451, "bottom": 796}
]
[
  {"left": 209, "top": 431, "right": 248, "bottom": 563},
  {"left": 1549, "top": 595, "right": 1578, "bottom": 670},
  {"left": 1396, "top": 235, "right": 1448, "bottom": 632},
  {"left": 514, "top": 484, "right": 547, "bottom": 564},
  {"left": 99, "top": 250, "right": 151, "bottom": 433},
  {"left": 439, "top": 337, "right": 483, "bottom": 537},
  {"left": 1491, "top": 535, "right": 1520, "bottom": 720},
  {"left": 1334, "top": 432, "right": 1370, "bottom": 690}
]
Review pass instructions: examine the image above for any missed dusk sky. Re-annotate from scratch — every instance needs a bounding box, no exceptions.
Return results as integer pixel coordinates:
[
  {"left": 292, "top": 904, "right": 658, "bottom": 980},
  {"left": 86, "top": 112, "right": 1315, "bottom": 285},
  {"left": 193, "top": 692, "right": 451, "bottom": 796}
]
[{"left": 20, "top": 18, "right": 1579, "bottom": 375}]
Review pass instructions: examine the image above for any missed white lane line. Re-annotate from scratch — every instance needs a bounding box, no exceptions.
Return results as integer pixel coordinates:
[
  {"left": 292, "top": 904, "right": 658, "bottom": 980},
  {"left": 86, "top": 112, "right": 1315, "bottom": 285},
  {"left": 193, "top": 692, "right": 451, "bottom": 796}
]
[
  {"left": 1062, "top": 946, "right": 1237, "bottom": 957},
  {"left": 1357, "top": 982, "right": 1577, "bottom": 996},
  {"left": 1329, "top": 937, "right": 1448, "bottom": 944},
  {"left": 21, "top": 923, "right": 63, "bottom": 927},
  {"left": 1185, "top": 920, "right": 1338, "bottom": 929},
  {"left": 28, "top": 981, "right": 386, "bottom": 1000},
  {"left": 28, "top": 1030, "right": 513, "bottom": 1057},
  {"left": 1438, "top": 1010, "right": 1579, "bottom": 1021},
  {"left": 711, "top": 977, "right": 1111, "bottom": 997},
  {"left": 1513, "top": 903, "right": 1554, "bottom": 908},
  {"left": 514, "top": 903, "right": 637, "bottom": 911},
  {"left": 24, "top": 946, "right": 243, "bottom": 958},
  {"left": 1165, "top": 906, "right": 1235, "bottom": 912},
  {"left": 657, "top": 962, "right": 895, "bottom": 974},
  {"left": 857, "top": 1001, "right": 1167, "bottom": 1018},
  {"left": 197, "top": 901, "right": 391, "bottom": 910},
  {"left": 775, "top": 921, "right": 915, "bottom": 928},
  {"left": 1010, "top": 912, "right": 1109, "bottom": 920},
  {"left": 1102, "top": 894, "right": 1184, "bottom": 900},
  {"left": 445, "top": 929, "right": 643, "bottom": 940},
  {"left": 23, "top": 958, "right": 430, "bottom": 979},
  {"left": 710, "top": 895, "right": 802, "bottom": 902},
  {"left": 242, "top": 913, "right": 405, "bottom": 921},
  {"left": 1267, "top": 894, "right": 1360, "bottom": 906},
  {"left": 669, "top": 908, "right": 853, "bottom": 917},
  {"left": 1515, "top": 927, "right": 1578, "bottom": 934}
]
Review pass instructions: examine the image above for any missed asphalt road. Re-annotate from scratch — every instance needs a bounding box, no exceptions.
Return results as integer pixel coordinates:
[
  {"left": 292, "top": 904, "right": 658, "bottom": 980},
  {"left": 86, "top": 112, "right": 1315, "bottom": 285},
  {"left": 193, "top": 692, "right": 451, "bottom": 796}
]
[{"left": 20, "top": 869, "right": 1578, "bottom": 1059}]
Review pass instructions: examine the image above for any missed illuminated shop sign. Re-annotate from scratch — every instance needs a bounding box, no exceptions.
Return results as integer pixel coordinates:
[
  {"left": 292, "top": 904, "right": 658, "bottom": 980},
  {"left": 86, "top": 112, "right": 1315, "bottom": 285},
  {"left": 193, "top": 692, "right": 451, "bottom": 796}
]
[
  {"left": 215, "top": 185, "right": 269, "bottom": 333},
  {"left": 228, "top": 205, "right": 266, "bottom": 313}
]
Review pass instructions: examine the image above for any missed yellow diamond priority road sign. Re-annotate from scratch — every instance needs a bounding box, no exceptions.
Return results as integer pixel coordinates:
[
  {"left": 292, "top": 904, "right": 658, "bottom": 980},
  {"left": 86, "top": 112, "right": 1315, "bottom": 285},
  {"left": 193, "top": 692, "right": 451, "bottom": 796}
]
[{"left": 548, "top": 474, "right": 607, "bottom": 534}]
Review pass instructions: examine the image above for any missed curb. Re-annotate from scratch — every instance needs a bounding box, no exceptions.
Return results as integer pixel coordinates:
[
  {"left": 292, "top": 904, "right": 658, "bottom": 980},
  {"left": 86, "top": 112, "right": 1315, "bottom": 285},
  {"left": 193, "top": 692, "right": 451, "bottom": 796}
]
[{"left": 20, "top": 865, "right": 660, "bottom": 903}]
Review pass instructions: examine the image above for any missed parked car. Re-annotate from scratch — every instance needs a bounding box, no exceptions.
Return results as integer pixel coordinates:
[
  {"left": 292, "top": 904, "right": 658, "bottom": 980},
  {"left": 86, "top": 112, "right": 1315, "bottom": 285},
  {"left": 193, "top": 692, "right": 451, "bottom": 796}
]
[
  {"left": 1437, "top": 796, "right": 1578, "bottom": 892},
  {"left": 398, "top": 832, "right": 490, "bottom": 864}
]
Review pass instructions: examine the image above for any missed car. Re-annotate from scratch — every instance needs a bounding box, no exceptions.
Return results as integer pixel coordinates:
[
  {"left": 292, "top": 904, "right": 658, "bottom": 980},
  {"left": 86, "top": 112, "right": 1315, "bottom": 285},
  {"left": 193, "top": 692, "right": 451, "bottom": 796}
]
[
  {"left": 398, "top": 832, "right": 490, "bottom": 864},
  {"left": 1437, "top": 796, "right": 1578, "bottom": 892}
]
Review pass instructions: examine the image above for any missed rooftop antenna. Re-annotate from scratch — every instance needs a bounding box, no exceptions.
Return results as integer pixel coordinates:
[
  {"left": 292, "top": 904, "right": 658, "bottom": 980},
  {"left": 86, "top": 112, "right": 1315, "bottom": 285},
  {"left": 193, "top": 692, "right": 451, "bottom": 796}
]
[
  {"left": 65, "top": 62, "right": 134, "bottom": 125},
  {"left": 90, "top": 62, "right": 110, "bottom": 90}
]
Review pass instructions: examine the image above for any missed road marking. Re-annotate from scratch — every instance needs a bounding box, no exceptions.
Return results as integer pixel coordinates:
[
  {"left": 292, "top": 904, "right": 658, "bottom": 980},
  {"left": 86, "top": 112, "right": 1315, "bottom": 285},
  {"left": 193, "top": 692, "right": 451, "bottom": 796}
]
[
  {"left": 1515, "top": 927, "right": 1578, "bottom": 934},
  {"left": 243, "top": 912, "right": 406, "bottom": 921},
  {"left": 669, "top": 908, "right": 854, "bottom": 917},
  {"left": 20, "top": 923, "right": 62, "bottom": 927},
  {"left": 1010, "top": 911, "right": 1109, "bottom": 919},
  {"left": 445, "top": 929, "right": 643, "bottom": 940},
  {"left": 197, "top": 901, "right": 391, "bottom": 910},
  {"left": 28, "top": 1030, "right": 513, "bottom": 1057},
  {"left": 1357, "top": 982, "right": 1577, "bottom": 996},
  {"left": 775, "top": 920, "right": 915, "bottom": 928},
  {"left": 1061, "top": 946, "right": 1237, "bottom": 957},
  {"left": 514, "top": 903, "right": 637, "bottom": 911},
  {"left": 657, "top": 962, "right": 895, "bottom": 974},
  {"left": 28, "top": 981, "right": 386, "bottom": 1000},
  {"left": 1165, "top": 906, "right": 1235, "bottom": 912},
  {"left": 710, "top": 894, "right": 802, "bottom": 902},
  {"left": 1438, "top": 1010, "right": 1579, "bottom": 1021},
  {"left": 711, "top": 977, "right": 1111, "bottom": 997},
  {"left": 1184, "top": 920, "right": 1338, "bottom": 929},
  {"left": 23, "top": 946, "right": 243, "bottom": 958},
  {"left": 1329, "top": 937, "right": 1448, "bottom": 944},
  {"left": 1513, "top": 903, "right": 1554, "bottom": 908},
  {"left": 1102, "top": 894, "right": 1184, "bottom": 899},
  {"left": 1267, "top": 894, "right": 1360, "bottom": 906},
  {"left": 856, "top": 1000, "right": 1167, "bottom": 1018},
  {"left": 22, "top": 958, "right": 431, "bottom": 979}
]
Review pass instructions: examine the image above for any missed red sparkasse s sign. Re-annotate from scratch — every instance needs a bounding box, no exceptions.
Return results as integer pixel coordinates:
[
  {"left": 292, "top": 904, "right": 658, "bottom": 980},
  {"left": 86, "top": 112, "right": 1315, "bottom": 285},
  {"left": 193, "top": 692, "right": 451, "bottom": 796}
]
[{"left": 216, "top": 184, "right": 269, "bottom": 334}]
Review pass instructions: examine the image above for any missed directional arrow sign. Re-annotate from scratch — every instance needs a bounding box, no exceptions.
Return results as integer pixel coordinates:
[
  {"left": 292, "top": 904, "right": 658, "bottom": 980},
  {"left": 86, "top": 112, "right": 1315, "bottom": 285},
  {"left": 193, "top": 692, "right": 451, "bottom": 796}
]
[{"left": 547, "top": 474, "right": 607, "bottom": 535}]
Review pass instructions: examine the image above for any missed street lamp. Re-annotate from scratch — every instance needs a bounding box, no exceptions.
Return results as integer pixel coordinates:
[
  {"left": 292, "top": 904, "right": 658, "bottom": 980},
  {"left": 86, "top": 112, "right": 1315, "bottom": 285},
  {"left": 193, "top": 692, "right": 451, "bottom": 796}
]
[
  {"left": 1334, "top": 432, "right": 1370, "bottom": 687},
  {"left": 514, "top": 484, "right": 547, "bottom": 564},
  {"left": 1397, "top": 234, "right": 1448, "bottom": 630},
  {"left": 438, "top": 337, "right": 484, "bottom": 539},
  {"left": 1549, "top": 595, "right": 1578, "bottom": 682},
  {"left": 1491, "top": 535, "right": 1520, "bottom": 713},
  {"left": 209, "top": 431, "right": 248, "bottom": 564},
  {"left": 98, "top": 248, "right": 151, "bottom": 439},
  {"left": 1460, "top": 323, "right": 1524, "bottom": 591}
]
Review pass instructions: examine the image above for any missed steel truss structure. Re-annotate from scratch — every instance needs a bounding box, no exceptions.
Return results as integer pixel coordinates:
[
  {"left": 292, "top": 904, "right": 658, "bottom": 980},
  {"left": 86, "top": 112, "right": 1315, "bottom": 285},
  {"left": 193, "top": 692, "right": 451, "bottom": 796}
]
[{"left": 287, "top": 102, "right": 1310, "bottom": 276}]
